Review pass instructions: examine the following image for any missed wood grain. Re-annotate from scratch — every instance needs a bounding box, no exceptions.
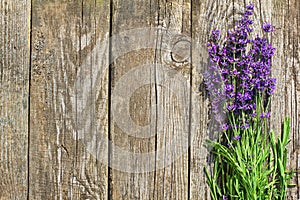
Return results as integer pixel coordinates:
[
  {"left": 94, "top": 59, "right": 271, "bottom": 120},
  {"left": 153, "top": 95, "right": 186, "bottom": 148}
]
[
  {"left": 0, "top": 1, "right": 298, "bottom": 199},
  {"left": 29, "top": 0, "right": 109, "bottom": 199},
  {"left": 110, "top": 0, "right": 190, "bottom": 199},
  {"left": 151, "top": 2, "right": 191, "bottom": 199},
  {"left": 74, "top": 0, "right": 110, "bottom": 199},
  {"left": 109, "top": 0, "right": 157, "bottom": 199},
  {"left": 0, "top": 1, "right": 30, "bottom": 199},
  {"left": 270, "top": 0, "right": 300, "bottom": 198}
]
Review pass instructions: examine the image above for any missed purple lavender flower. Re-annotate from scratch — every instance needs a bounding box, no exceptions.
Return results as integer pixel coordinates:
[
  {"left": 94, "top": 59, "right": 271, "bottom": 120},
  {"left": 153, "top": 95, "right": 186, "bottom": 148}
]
[
  {"left": 222, "top": 195, "right": 228, "bottom": 200},
  {"left": 205, "top": 4, "right": 276, "bottom": 131},
  {"left": 260, "top": 113, "right": 265, "bottom": 119},
  {"left": 240, "top": 123, "right": 250, "bottom": 130},
  {"left": 260, "top": 112, "right": 271, "bottom": 119},
  {"left": 212, "top": 30, "right": 221, "bottom": 40},
  {"left": 251, "top": 112, "right": 257, "bottom": 117},
  {"left": 220, "top": 123, "right": 229, "bottom": 131},
  {"left": 227, "top": 104, "right": 237, "bottom": 112},
  {"left": 231, "top": 69, "right": 239, "bottom": 76},
  {"left": 225, "top": 84, "right": 234, "bottom": 92},
  {"left": 232, "top": 135, "right": 241, "bottom": 141},
  {"left": 244, "top": 10, "right": 253, "bottom": 16},
  {"left": 246, "top": 4, "right": 254, "bottom": 10},
  {"left": 262, "top": 22, "right": 274, "bottom": 32}
]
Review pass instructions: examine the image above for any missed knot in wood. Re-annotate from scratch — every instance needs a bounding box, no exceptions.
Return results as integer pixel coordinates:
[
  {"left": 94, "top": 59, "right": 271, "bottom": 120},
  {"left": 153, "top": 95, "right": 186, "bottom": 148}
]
[{"left": 170, "top": 39, "right": 191, "bottom": 63}]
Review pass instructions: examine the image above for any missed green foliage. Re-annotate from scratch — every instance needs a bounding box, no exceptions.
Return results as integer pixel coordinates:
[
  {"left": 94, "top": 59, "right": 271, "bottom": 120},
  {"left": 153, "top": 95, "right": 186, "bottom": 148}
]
[{"left": 204, "top": 118, "right": 295, "bottom": 200}]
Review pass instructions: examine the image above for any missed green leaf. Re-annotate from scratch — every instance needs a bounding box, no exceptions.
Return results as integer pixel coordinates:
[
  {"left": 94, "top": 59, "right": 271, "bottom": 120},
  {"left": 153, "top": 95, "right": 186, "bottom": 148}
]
[
  {"left": 282, "top": 118, "right": 290, "bottom": 146},
  {"left": 278, "top": 158, "right": 285, "bottom": 177}
]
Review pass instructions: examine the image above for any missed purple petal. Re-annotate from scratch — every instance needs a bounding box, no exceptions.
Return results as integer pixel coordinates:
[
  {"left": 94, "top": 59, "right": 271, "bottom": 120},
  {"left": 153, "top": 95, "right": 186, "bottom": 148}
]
[
  {"left": 232, "top": 135, "right": 241, "bottom": 141},
  {"left": 246, "top": 4, "right": 254, "bottom": 10},
  {"left": 262, "top": 22, "right": 274, "bottom": 32}
]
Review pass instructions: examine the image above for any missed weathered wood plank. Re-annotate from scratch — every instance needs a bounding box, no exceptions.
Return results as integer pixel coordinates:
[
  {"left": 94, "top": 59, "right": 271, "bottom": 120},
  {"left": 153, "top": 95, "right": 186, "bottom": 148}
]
[
  {"left": 109, "top": 1, "right": 156, "bottom": 199},
  {"left": 270, "top": 0, "right": 300, "bottom": 198},
  {"left": 30, "top": 2, "right": 82, "bottom": 199},
  {"left": 29, "top": 0, "right": 109, "bottom": 199},
  {"left": 110, "top": 0, "right": 190, "bottom": 199},
  {"left": 73, "top": 0, "right": 109, "bottom": 199},
  {"left": 152, "top": 2, "right": 190, "bottom": 199},
  {"left": 0, "top": 1, "right": 30, "bottom": 199},
  {"left": 190, "top": 1, "right": 235, "bottom": 199}
]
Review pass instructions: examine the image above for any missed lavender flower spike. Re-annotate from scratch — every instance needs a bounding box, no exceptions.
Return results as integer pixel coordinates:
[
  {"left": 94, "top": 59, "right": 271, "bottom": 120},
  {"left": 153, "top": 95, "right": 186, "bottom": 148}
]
[{"left": 205, "top": 4, "right": 277, "bottom": 123}]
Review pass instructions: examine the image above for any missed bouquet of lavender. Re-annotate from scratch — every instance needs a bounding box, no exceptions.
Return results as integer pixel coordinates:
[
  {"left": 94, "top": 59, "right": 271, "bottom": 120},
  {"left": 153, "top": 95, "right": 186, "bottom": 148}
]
[{"left": 204, "top": 4, "right": 295, "bottom": 200}]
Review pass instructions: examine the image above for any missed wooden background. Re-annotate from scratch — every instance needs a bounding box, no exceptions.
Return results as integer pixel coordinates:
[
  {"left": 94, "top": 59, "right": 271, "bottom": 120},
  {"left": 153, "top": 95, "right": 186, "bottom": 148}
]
[{"left": 0, "top": 0, "right": 299, "bottom": 199}]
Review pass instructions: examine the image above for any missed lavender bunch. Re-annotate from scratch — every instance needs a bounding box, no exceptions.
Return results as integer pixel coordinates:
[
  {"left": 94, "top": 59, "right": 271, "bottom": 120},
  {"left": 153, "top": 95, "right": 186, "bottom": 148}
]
[{"left": 204, "top": 4, "right": 295, "bottom": 200}]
